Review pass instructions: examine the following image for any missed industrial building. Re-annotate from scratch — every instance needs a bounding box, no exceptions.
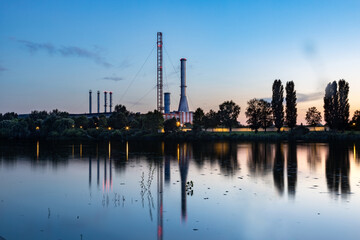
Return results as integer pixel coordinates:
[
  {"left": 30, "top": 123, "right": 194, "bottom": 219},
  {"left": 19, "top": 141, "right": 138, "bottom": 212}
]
[{"left": 156, "top": 32, "right": 194, "bottom": 124}]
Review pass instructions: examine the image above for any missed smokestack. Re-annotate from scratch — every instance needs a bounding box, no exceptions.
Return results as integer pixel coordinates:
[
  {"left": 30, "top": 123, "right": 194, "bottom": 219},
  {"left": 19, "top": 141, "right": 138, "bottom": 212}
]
[
  {"left": 97, "top": 91, "right": 100, "bottom": 114},
  {"left": 104, "top": 91, "right": 108, "bottom": 113},
  {"left": 109, "top": 92, "right": 113, "bottom": 113},
  {"left": 178, "top": 58, "right": 189, "bottom": 112},
  {"left": 89, "top": 90, "right": 92, "bottom": 114},
  {"left": 164, "top": 92, "right": 170, "bottom": 114}
]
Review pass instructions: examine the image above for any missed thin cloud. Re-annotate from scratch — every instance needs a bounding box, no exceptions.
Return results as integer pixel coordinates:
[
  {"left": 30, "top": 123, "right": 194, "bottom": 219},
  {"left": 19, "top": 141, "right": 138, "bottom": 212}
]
[
  {"left": 297, "top": 92, "right": 322, "bottom": 103},
  {"left": 16, "top": 39, "right": 111, "bottom": 67},
  {"left": 0, "top": 65, "right": 7, "bottom": 72},
  {"left": 103, "top": 76, "right": 123, "bottom": 81},
  {"left": 261, "top": 92, "right": 322, "bottom": 103}
]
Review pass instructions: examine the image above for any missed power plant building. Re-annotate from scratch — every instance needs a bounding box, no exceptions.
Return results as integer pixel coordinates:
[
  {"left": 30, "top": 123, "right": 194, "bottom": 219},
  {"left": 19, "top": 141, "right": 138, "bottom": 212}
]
[{"left": 163, "top": 58, "right": 193, "bottom": 124}]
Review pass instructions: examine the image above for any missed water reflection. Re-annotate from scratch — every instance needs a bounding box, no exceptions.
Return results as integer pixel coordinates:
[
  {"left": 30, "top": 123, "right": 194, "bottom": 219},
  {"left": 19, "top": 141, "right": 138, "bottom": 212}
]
[
  {"left": 287, "top": 143, "right": 297, "bottom": 196},
  {"left": 326, "top": 143, "right": 351, "bottom": 197},
  {"left": 273, "top": 143, "right": 285, "bottom": 195}
]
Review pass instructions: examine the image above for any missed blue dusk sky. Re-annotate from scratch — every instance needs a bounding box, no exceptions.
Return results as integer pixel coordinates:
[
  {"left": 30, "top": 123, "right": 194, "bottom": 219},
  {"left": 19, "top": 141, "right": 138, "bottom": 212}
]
[{"left": 1, "top": 0, "right": 360, "bottom": 123}]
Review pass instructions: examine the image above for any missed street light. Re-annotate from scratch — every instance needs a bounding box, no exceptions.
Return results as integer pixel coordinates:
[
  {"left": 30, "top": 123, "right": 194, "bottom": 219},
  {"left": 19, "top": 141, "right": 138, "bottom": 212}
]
[
  {"left": 125, "top": 126, "right": 130, "bottom": 131},
  {"left": 176, "top": 121, "right": 180, "bottom": 127},
  {"left": 35, "top": 126, "right": 40, "bottom": 130}
]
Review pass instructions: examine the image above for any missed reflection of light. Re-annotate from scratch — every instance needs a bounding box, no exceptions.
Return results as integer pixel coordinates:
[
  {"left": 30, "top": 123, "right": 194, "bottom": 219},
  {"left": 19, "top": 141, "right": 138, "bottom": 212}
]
[
  {"left": 108, "top": 141, "right": 111, "bottom": 159},
  {"left": 36, "top": 141, "right": 39, "bottom": 159},
  {"left": 72, "top": 144, "right": 74, "bottom": 158},
  {"left": 177, "top": 144, "right": 180, "bottom": 162},
  {"left": 354, "top": 144, "right": 357, "bottom": 160},
  {"left": 80, "top": 144, "right": 83, "bottom": 158},
  {"left": 214, "top": 142, "right": 229, "bottom": 156},
  {"left": 213, "top": 128, "right": 229, "bottom": 132},
  {"left": 126, "top": 141, "right": 129, "bottom": 161},
  {"left": 161, "top": 142, "right": 164, "bottom": 155}
]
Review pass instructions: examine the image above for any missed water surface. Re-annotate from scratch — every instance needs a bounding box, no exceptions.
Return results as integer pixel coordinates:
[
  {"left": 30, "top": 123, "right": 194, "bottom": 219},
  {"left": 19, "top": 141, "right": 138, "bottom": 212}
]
[{"left": 1, "top": 141, "right": 360, "bottom": 240}]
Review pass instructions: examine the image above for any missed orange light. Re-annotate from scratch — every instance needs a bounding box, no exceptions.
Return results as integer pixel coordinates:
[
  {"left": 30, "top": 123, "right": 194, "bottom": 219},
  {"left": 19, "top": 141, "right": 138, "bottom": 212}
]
[
  {"left": 353, "top": 122, "right": 356, "bottom": 126},
  {"left": 35, "top": 126, "right": 40, "bottom": 130},
  {"left": 108, "top": 127, "right": 112, "bottom": 130},
  {"left": 176, "top": 121, "right": 180, "bottom": 127},
  {"left": 96, "top": 127, "right": 99, "bottom": 130},
  {"left": 80, "top": 126, "right": 83, "bottom": 129},
  {"left": 125, "top": 126, "right": 130, "bottom": 131}
]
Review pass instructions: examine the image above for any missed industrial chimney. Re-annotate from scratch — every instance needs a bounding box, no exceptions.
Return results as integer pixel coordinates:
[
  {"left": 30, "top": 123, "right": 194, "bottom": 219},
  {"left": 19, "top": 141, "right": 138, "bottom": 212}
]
[
  {"left": 104, "top": 91, "right": 108, "bottom": 113},
  {"left": 178, "top": 58, "right": 189, "bottom": 112},
  {"left": 109, "top": 92, "right": 113, "bottom": 113},
  {"left": 89, "top": 90, "right": 92, "bottom": 114},
  {"left": 97, "top": 91, "right": 100, "bottom": 114},
  {"left": 164, "top": 92, "right": 170, "bottom": 114}
]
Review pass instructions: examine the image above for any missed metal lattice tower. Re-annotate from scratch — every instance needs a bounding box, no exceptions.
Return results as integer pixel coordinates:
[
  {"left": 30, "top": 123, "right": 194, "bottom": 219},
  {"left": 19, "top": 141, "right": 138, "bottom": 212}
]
[{"left": 157, "top": 32, "right": 164, "bottom": 113}]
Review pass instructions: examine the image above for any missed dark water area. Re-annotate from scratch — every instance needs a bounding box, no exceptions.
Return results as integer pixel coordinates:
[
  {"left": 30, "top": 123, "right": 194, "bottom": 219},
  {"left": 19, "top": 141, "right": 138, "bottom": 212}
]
[{"left": 1, "top": 140, "right": 360, "bottom": 240}]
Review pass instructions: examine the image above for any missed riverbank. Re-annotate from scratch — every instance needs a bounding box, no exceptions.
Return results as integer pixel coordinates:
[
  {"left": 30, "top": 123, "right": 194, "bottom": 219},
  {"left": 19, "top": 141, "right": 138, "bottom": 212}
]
[{"left": 2, "top": 128, "right": 360, "bottom": 142}]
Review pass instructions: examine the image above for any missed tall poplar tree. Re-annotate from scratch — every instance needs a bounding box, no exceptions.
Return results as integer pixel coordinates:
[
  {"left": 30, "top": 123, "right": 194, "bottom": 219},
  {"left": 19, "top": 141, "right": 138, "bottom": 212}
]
[
  {"left": 285, "top": 81, "right": 297, "bottom": 129},
  {"left": 337, "top": 79, "right": 350, "bottom": 131},
  {"left": 272, "top": 79, "right": 284, "bottom": 132}
]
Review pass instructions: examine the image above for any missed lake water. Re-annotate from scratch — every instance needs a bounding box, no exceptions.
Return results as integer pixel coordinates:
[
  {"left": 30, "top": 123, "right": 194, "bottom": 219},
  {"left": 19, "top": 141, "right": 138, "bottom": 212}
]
[{"left": 1, "top": 140, "right": 360, "bottom": 240}]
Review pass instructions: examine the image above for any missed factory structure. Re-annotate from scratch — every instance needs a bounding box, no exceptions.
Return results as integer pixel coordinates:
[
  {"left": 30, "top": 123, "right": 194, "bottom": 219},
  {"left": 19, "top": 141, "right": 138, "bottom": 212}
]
[
  {"left": 88, "top": 90, "right": 113, "bottom": 115},
  {"left": 156, "top": 32, "right": 194, "bottom": 124},
  {"left": 86, "top": 32, "right": 193, "bottom": 124}
]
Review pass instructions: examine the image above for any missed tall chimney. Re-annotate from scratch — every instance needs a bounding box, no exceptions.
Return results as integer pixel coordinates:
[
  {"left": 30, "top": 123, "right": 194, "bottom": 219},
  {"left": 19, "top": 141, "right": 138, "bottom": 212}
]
[
  {"left": 109, "top": 92, "right": 113, "bottom": 113},
  {"left": 97, "top": 91, "right": 100, "bottom": 114},
  {"left": 104, "top": 91, "right": 108, "bottom": 113},
  {"left": 178, "top": 58, "right": 189, "bottom": 112},
  {"left": 89, "top": 90, "right": 92, "bottom": 114},
  {"left": 164, "top": 92, "right": 170, "bottom": 114}
]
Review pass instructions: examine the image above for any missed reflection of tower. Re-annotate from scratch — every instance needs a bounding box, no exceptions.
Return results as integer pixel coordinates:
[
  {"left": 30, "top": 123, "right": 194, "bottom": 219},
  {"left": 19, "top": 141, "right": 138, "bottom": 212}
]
[
  {"left": 164, "top": 155, "right": 170, "bottom": 185},
  {"left": 273, "top": 143, "right": 284, "bottom": 195},
  {"left": 157, "top": 154, "right": 164, "bottom": 240},
  {"left": 287, "top": 143, "right": 297, "bottom": 196},
  {"left": 97, "top": 154, "right": 100, "bottom": 188},
  {"left": 89, "top": 156, "right": 92, "bottom": 188},
  {"left": 178, "top": 143, "right": 190, "bottom": 222}
]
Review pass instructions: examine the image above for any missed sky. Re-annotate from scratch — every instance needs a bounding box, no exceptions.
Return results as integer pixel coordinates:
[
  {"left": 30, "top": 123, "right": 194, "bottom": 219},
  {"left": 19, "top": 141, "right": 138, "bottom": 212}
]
[{"left": 1, "top": 0, "right": 360, "bottom": 124}]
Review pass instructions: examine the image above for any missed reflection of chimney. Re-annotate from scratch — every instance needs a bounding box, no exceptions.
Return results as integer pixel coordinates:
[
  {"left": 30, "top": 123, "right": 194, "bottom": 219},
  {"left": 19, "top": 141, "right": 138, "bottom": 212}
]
[
  {"left": 97, "top": 91, "right": 100, "bottom": 114},
  {"left": 104, "top": 91, "right": 108, "bottom": 113},
  {"left": 109, "top": 92, "right": 113, "bottom": 113},
  {"left": 89, "top": 157, "right": 92, "bottom": 188},
  {"left": 89, "top": 90, "right": 92, "bottom": 114},
  {"left": 179, "top": 143, "right": 189, "bottom": 222},
  {"left": 164, "top": 92, "right": 170, "bottom": 114},
  {"left": 165, "top": 155, "right": 170, "bottom": 184},
  {"left": 178, "top": 58, "right": 189, "bottom": 112}
]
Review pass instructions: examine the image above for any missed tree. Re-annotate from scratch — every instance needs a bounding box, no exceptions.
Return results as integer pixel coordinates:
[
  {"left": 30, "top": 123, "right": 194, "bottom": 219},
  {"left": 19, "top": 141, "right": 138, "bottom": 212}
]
[
  {"left": 285, "top": 81, "right": 297, "bottom": 129},
  {"left": 324, "top": 80, "right": 350, "bottom": 130},
  {"left": 193, "top": 108, "right": 205, "bottom": 131},
  {"left": 272, "top": 79, "right": 284, "bottom": 132},
  {"left": 324, "top": 81, "right": 338, "bottom": 129},
  {"left": 245, "top": 99, "right": 272, "bottom": 132},
  {"left": 338, "top": 79, "right": 350, "bottom": 131},
  {"left": 114, "top": 104, "right": 130, "bottom": 116},
  {"left": 164, "top": 118, "right": 179, "bottom": 133},
  {"left": 108, "top": 112, "right": 127, "bottom": 129},
  {"left": 29, "top": 110, "right": 48, "bottom": 120},
  {"left": 351, "top": 110, "right": 360, "bottom": 130},
  {"left": 218, "top": 100, "right": 241, "bottom": 132},
  {"left": 141, "top": 110, "right": 164, "bottom": 133},
  {"left": 305, "top": 107, "right": 322, "bottom": 126},
  {"left": 203, "top": 110, "right": 219, "bottom": 130},
  {"left": 3, "top": 112, "right": 18, "bottom": 120},
  {"left": 245, "top": 99, "right": 262, "bottom": 133},
  {"left": 74, "top": 116, "right": 89, "bottom": 129},
  {"left": 259, "top": 99, "right": 272, "bottom": 131}
]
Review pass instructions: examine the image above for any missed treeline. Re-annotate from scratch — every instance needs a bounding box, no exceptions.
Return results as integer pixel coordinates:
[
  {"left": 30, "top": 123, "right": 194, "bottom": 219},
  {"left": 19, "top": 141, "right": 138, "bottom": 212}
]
[
  {"left": 193, "top": 79, "right": 360, "bottom": 132},
  {"left": 0, "top": 107, "right": 164, "bottom": 140}
]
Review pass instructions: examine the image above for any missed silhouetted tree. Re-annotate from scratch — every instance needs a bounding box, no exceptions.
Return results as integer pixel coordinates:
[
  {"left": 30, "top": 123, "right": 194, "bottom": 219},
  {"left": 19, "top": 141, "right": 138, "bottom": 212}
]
[
  {"left": 108, "top": 112, "right": 127, "bottom": 129},
  {"left": 305, "top": 107, "right": 322, "bottom": 126},
  {"left": 218, "top": 100, "right": 240, "bottom": 132},
  {"left": 285, "top": 81, "right": 297, "bottom": 129},
  {"left": 245, "top": 98, "right": 262, "bottom": 133},
  {"left": 259, "top": 99, "right": 272, "bottom": 131},
  {"left": 193, "top": 108, "right": 205, "bottom": 131},
  {"left": 29, "top": 110, "right": 48, "bottom": 120},
  {"left": 114, "top": 104, "right": 130, "bottom": 116},
  {"left": 203, "top": 110, "right": 219, "bottom": 130},
  {"left": 324, "top": 81, "right": 338, "bottom": 129},
  {"left": 245, "top": 99, "right": 272, "bottom": 132},
  {"left": 164, "top": 118, "right": 179, "bottom": 133},
  {"left": 141, "top": 110, "right": 163, "bottom": 133},
  {"left": 272, "top": 79, "right": 284, "bottom": 132},
  {"left": 338, "top": 79, "right": 350, "bottom": 131},
  {"left": 74, "top": 116, "right": 89, "bottom": 129},
  {"left": 2, "top": 112, "right": 18, "bottom": 120},
  {"left": 351, "top": 110, "right": 360, "bottom": 130},
  {"left": 50, "top": 109, "right": 69, "bottom": 118}
]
